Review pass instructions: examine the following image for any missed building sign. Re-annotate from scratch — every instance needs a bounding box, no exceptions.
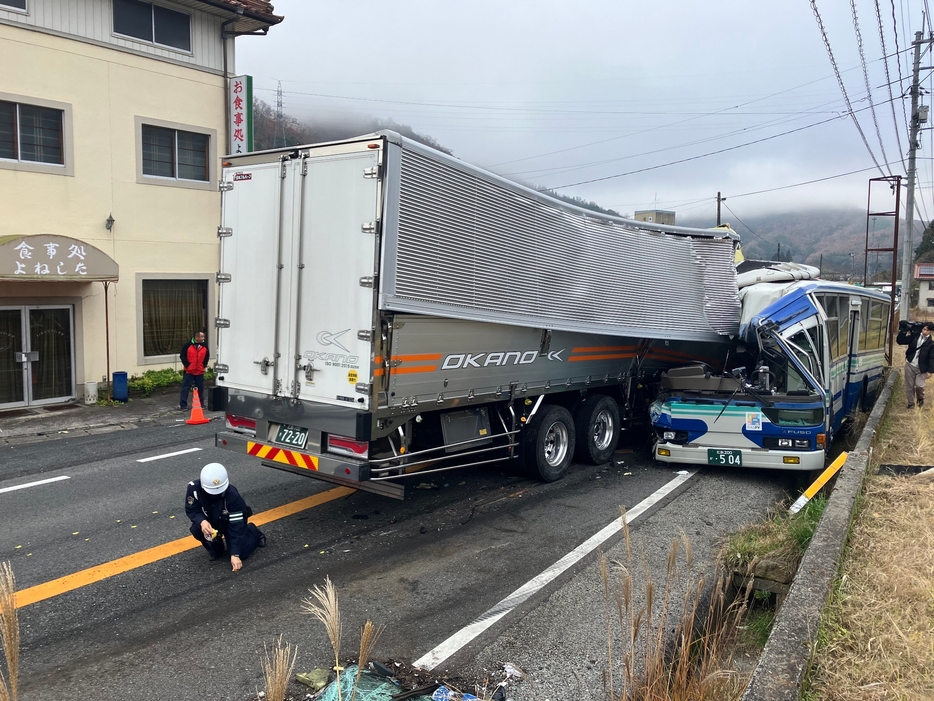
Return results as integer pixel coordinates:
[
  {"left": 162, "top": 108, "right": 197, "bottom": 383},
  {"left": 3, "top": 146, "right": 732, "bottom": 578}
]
[
  {"left": 229, "top": 75, "right": 253, "bottom": 154},
  {"left": 0, "top": 235, "right": 118, "bottom": 281}
]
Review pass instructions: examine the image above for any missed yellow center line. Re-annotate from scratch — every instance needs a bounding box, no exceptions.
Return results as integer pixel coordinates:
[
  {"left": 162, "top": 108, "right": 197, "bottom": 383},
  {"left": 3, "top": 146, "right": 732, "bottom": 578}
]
[{"left": 14, "top": 486, "right": 356, "bottom": 609}]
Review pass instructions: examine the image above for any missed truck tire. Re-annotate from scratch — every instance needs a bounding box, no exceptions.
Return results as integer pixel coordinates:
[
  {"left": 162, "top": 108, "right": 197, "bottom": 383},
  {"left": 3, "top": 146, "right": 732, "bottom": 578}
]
[
  {"left": 524, "top": 405, "right": 576, "bottom": 482},
  {"left": 574, "top": 394, "right": 620, "bottom": 465}
]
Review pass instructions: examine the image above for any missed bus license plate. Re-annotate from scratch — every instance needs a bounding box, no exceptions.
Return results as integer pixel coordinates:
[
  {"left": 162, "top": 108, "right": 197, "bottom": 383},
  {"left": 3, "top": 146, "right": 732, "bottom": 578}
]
[
  {"left": 707, "top": 449, "right": 742, "bottom": 467},
  {"left": 273, "top": 423, "right": 308, "bottom": 449}
]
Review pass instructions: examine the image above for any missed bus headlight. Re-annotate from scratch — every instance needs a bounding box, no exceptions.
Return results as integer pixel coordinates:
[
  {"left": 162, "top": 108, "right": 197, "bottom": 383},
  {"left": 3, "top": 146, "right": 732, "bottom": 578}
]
[
  {"left": 663, "top": 431, "right": 676, "bottom": 441},
  {"left": 794, "top": 439, "right": 810, "bottom": 449},
  {"left": 778, "top": 438, "right": 793, "bottom": 448}
]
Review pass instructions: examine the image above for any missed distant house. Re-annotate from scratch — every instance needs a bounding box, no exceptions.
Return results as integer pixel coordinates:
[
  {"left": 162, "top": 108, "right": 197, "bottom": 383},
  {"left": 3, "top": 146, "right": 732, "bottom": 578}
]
[
  {"left": 916, "top": 263, "right": 934, "bottom": 309},
  {"left": 634, "top": 209, "right": 676, "bottom": 226},
  {"left": 0, "top": 0, "right": 281, "bottom": 408}
]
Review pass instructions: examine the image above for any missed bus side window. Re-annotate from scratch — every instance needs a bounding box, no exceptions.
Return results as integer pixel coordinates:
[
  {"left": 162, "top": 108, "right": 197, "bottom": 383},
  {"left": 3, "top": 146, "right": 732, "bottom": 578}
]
[
  {"left": 823, "top": 295, "right": 840, "bottom": 360},
  {"left": 836, "top": 296, "right": 850, "bottom": 358}
]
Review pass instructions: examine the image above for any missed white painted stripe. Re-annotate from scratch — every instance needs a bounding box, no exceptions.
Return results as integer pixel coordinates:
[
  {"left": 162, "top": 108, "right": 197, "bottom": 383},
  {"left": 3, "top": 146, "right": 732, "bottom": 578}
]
[
  {"left": 0, "top": 475, "right": 71, "bottom": 495},
  {"left": 137, "top": 447, "right": 202, "bottom": 463},
  {"left": 413, "top": 470, "right": 696, "bottom": 670}
]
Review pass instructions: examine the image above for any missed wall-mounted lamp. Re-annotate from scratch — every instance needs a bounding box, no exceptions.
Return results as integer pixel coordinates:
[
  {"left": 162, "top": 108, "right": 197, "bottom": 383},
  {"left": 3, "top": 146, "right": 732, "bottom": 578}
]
[{"left": 105, "top": 214, "right": 115, "bottom": 231}]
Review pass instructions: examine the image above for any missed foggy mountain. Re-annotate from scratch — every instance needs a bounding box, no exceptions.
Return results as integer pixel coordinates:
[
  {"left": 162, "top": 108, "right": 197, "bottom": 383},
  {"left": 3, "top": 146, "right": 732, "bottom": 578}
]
[{"left": 253, "top": 99, "right": 931, "bottom": 278}]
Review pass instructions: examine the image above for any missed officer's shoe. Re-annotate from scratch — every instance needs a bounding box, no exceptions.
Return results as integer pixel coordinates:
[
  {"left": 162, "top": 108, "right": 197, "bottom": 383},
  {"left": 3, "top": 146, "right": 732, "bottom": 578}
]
[{"left": 258, "top": 532, "right": 267, "bottom": 548}]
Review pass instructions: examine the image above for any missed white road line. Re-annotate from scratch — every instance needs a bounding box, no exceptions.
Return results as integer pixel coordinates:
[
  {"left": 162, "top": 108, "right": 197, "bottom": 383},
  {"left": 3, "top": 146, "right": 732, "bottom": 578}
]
[
  {"left": 136, "top": 447, "right": 203, "bottom": 463},
  {"left": 0, "top": 475, "right": 71, "bottom": 495},
  {"left": 413, "top": 470, "right": 696, "bottom": 670}
]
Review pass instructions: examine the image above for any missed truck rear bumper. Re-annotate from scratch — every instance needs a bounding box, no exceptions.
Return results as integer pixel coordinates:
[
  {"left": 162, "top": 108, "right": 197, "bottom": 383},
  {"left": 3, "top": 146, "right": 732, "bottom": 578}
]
[
  {"left": 215, "top": 431, "right": 405, "bottom": 499},
  {"left": 654, "top": 442, "right": 825, "bottom": 471}
]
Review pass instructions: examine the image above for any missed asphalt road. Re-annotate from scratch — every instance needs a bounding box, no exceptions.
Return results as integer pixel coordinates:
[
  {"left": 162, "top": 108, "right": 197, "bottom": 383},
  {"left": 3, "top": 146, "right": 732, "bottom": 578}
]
[{"left": 0, "top": 424, "right": 795, "bottom": 701}]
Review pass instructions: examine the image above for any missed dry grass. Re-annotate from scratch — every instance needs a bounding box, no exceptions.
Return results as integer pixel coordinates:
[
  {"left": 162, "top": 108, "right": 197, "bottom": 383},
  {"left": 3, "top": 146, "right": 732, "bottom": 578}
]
[
  {"left": 804, "top": 386, "right": 934, "bottom": 700},
  {"left": 261, "top": 635, "right": 298, "bottom": 701},
  {"left": 601, "top": 511, "right": 751, "bottom": 701},
  {"left": 350, "top": 620, "right": 385, "bottom": 701},
  {"left": 302, "top": 576, "right": 343, "bottom": 699},
  {"left": 0, "top": 562, "right": 19, "bottom": 701},
  {"left": 871, "top": 374, "right": 934, "bottom": 466}
]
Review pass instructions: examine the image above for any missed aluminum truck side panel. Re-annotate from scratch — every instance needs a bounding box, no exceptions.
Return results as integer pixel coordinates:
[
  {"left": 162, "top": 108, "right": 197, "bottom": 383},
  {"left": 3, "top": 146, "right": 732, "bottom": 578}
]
[
  {"left": 217, "top": 161, "right": 285, "bottom": 395},
  {"left": 377, "top": 136, "right": 741, "bottom": 341},
  {"left": 290, "top": 149, "right": 381, "bottom": 410},
  {"left": 385, "top": 316, "right": 638, "bottom": 407}
]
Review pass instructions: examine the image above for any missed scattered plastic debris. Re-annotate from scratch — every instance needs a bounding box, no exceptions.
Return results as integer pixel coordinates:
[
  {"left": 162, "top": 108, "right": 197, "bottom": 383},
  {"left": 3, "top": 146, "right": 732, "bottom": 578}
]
[
  {"left": 624, "top": 472, "right": 632, "bottom": 476},
  {"left": 415, "top": 482, "right": 438, "bottom": 490},
  {"left": 432, "top": 686, "right": 478, "bottom": 701},
  {"left": 676, "top": 470, "right": 690, "bottom": 475},
  {"left": 503, "top": 663, "right": 523, "bottom": 679},
  {"left": 295, "top": 668, "right": 330, "bottom": 691}
]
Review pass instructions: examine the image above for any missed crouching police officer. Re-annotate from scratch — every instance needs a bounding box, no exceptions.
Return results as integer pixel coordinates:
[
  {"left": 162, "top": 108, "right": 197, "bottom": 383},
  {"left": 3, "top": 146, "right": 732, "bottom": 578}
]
[{"left": 185, "top": 463, "right": 266, "bottom": 571}]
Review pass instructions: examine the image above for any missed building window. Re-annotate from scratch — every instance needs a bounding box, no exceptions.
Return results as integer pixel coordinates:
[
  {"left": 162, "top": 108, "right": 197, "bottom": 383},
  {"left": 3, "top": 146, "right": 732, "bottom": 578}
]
[
  {"left": 141, "top": 279, "right": 207, "bottom": 357},
  {"left": 0, "top": 0, "right": 27, "bottom": 10},
  {"left": 0, "top": 100, "right": 64, "bottom": 165},
  {"left": 113, "top": 0, "right": 191, "bottom": 52},
  {"left": 141, "top": 125, "right": 208, "bottom": 181},
  {"left": 927, "top": 298, "right": 934, "bottom": 307}
]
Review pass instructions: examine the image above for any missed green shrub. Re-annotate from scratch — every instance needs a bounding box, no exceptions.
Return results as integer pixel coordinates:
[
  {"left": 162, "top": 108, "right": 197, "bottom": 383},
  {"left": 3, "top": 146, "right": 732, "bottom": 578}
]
[{"left": 128, "top": 368, "right": 183, "bottom": 396}]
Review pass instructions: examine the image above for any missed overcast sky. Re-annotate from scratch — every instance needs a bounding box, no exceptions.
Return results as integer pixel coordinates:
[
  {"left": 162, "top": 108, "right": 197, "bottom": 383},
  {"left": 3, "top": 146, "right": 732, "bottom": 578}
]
[{"left": 237, "top": 1, "right": 934, "bottom": 222}]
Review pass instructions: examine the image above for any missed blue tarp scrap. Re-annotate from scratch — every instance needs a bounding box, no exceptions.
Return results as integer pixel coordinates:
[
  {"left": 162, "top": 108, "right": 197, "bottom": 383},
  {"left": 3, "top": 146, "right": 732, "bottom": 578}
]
[
  {"left": 314, "top": 665, "right": 436, "bottom": 701},
  {"left": 431, "top": 686, "right": 479, "bottom": 701}
]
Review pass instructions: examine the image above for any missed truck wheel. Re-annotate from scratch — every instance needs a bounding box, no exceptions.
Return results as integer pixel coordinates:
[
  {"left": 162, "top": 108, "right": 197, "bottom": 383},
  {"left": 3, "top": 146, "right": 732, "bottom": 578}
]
[
  {"left": 524, "top": 405, "right": 576, "bottom": 482},
  {"left": 574, "top": 394, "right": 620, "bottom": 465}
]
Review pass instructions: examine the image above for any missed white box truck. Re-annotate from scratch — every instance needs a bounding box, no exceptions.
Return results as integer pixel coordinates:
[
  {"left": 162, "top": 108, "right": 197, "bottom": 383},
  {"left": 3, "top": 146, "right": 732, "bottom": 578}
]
[{"left": 213, "top": 131, "right": 741, "bottom": 498}]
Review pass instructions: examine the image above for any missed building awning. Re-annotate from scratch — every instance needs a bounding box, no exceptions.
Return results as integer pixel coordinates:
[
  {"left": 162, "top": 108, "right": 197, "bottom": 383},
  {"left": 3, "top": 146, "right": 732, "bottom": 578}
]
[{"left": 0, "top": 235, "right": 118, "bottom": 282}]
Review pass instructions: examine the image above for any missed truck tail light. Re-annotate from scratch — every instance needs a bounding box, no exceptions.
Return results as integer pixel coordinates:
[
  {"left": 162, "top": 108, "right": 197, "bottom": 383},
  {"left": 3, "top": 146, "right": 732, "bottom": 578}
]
[
  {"left": 226, "top": 413, "right": 256, "bottom": 435},
  {"left": 327, "top": 434, "right": 369, "bottom": 459}
]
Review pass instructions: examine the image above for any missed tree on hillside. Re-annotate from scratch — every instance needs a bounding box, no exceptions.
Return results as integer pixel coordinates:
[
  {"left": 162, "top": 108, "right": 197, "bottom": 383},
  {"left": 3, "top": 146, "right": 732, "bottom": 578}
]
[
  {"left": 535, "top": 187, "right": 621, "bottom": 217},
  {"left": 250, "top": 98, "right": 454, "bottom": 155},
  {"left": 914, "top": 220, "right": 934, "bottom": 262}
]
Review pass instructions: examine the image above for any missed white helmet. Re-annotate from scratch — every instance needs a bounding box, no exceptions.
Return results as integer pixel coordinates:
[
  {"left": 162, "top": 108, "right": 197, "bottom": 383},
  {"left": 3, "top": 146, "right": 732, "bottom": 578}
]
[{"left": 200, "top": 463, "right": 229, "bottom": 495}]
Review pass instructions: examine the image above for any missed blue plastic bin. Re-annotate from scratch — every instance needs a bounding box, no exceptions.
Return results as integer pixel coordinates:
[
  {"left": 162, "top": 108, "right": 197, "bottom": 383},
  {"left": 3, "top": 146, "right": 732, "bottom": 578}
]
[{"left": 112, "top": 371, "right": 128, "bottom": 402}]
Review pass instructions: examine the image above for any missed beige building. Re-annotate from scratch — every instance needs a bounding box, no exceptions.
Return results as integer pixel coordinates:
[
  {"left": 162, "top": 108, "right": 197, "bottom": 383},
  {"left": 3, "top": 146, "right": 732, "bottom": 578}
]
[
  {"left": 633, "top": 209, "right": 676, "bottom": 226},
  {"left": 0, "top": 0, "right": 280, "bottom": 408}
]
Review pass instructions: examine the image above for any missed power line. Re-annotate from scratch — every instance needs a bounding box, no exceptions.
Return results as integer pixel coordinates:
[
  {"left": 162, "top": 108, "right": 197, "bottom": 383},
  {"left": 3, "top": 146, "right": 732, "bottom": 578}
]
[
  {"left": 875, "top": 0, "right": 909, "bottom": 172},
  {"left": 549, "top": 100, "right": 902, "bottom": 190},
  {"left": 890, "top": 0, "right": 912, "bottom": 137},
  {"left": 850, "top": 0, "right": 893, "bottom": 174},
  {"left": 811, "top": 0, "right": 886, "bottom": 175},
  {"left": 722, "top": 202, "right": 767, "bottom": 242}
]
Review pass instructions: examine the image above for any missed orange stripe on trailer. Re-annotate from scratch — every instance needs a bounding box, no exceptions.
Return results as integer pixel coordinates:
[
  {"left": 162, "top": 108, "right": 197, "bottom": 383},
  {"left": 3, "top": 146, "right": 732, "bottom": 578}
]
[
  {"left": 568, "top": 353, "right": 635, "bottom": 362},
  {"left": 373, "top": 368, "right": 385, "bottom": 377},
  {"left": 391, "top": 365, "right": 438, "bottom": 374},
  {"left": 391, "top": 353, "right": 443, "bottom": 362},
  {"left": 247, "top": 441, "right": 319, "bottom": 471},
  {"left": 571, "top": 346, "right": 638, "bottom": 353}
]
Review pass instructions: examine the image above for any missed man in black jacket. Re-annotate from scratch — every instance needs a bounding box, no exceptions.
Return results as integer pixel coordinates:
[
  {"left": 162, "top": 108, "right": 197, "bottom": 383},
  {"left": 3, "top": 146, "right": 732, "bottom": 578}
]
[
  {"left": 896, "top": 320, "right": 934, "bottom": 408},
  {"left": 185, "top": 463, "right": 265, "bottom": 571}
]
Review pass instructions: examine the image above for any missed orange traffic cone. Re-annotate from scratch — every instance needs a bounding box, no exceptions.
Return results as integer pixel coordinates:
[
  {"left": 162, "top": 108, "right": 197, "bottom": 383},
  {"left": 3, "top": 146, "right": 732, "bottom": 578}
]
[{"left": 186, "top": 388, "right": 211, "bottom": 425}]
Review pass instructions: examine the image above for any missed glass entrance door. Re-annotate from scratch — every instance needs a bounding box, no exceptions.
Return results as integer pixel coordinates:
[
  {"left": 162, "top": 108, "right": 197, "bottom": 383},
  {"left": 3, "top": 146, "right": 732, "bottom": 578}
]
[
  {"left": 0, "top": 305, "right": 75, "bottom": 408},
  {"left": 0, "top": 308, "right": 26, "bottom": 407},
  {"left": 29, "top": 307, "right": 74, "bottom": 403}
]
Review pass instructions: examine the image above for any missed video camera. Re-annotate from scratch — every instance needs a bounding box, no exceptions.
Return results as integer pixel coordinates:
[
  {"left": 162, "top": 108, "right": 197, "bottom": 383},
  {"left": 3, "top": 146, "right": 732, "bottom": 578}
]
[{"left": 899, "top": 319, "right": 925, "bottom": 333}]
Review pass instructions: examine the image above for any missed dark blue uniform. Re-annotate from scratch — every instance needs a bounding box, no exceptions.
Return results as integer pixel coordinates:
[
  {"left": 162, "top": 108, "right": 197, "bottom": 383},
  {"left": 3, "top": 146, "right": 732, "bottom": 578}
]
[{"left": 185, "top": 479, "right": 263, "bottom": 560}]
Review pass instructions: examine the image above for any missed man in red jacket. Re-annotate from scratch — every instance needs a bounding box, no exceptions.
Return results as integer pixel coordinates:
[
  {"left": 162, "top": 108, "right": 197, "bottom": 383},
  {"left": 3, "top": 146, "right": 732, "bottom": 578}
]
[{"left": 179, "top": 331, "right": 209, "bottom": 410}]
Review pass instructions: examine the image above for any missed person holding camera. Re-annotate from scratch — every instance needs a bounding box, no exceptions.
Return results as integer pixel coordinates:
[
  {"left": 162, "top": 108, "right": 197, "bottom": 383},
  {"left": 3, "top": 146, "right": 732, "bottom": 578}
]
[{"left": 896, "top": 320, "right": 934, "bottom": 408}]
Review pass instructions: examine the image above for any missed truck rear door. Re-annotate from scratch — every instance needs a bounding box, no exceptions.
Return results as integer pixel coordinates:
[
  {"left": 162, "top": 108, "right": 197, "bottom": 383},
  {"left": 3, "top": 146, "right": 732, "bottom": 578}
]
[
  {"left": 289, "top": 146, "right": 381, "bottom": 410},
  {"left": 217, "top": 160, "right": 291, "bottom": 396}
]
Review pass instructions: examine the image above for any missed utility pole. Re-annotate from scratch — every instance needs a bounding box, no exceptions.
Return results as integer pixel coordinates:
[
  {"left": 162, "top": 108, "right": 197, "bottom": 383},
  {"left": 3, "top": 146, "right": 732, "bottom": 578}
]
[
  {"left": 902, "top": 31, "right": 931, "bottom": 320},
  {"left": 716, "top": 192, "right": 725, "bottom": 226}
]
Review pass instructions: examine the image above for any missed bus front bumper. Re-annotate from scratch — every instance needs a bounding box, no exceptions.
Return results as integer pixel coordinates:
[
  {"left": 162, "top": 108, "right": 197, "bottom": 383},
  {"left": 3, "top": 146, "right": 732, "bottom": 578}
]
[{"left": 654, "top": 442, "right": 825, "bottom": 471}]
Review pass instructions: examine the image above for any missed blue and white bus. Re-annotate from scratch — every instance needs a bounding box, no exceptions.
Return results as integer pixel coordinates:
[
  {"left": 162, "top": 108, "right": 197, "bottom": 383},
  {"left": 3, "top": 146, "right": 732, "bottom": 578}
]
[{"left": 651, "top": 275, "right": 891, "bottom": 471}]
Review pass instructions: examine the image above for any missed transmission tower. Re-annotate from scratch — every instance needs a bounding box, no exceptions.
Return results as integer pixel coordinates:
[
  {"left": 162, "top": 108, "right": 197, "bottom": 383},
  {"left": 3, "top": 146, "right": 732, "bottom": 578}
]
[{"left": 274, "top": 80, "right": 285, "bottom": 148}]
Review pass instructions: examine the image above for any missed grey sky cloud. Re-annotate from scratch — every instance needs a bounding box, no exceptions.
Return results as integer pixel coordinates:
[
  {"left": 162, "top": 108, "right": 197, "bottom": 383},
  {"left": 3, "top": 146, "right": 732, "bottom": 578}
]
[{"left": 237, "top": 1, "right": 932, "bottom": 220}]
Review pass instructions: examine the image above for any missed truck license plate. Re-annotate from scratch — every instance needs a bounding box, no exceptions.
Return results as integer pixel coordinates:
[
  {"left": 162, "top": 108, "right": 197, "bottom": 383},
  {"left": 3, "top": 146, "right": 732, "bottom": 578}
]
[
  {"left": 272, "top": 423, "right": 308, "bottom": 449},
  {"left": 707, "top": 449, "right": 742, "bottom": 467}
]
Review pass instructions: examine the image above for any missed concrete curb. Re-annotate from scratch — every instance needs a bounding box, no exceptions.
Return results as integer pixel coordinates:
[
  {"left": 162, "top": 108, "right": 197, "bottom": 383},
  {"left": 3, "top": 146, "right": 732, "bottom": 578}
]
[{"left": 740, "top": 369, "right": 898, "bottom": 701}]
